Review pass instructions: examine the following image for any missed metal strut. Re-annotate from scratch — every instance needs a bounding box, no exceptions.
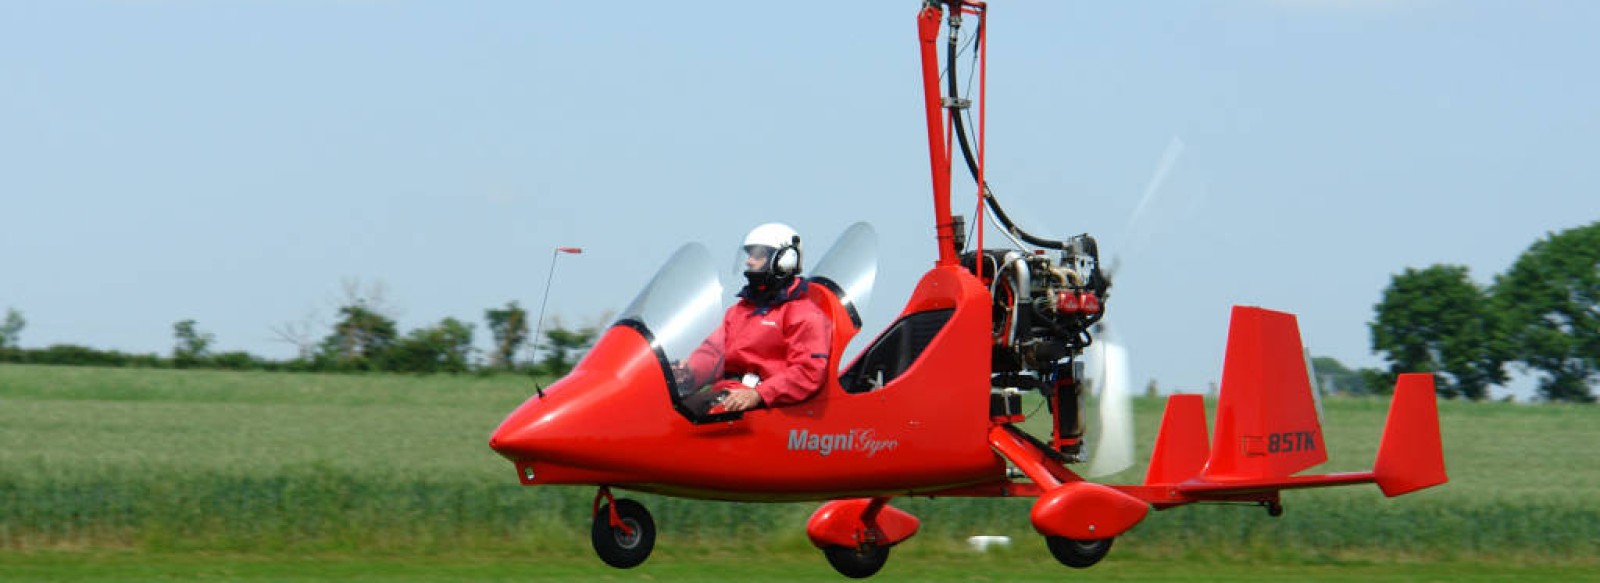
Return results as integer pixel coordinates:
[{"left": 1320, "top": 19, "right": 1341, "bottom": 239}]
[{"left": 592, "top": 486, "right": 635, "bottom": 536}]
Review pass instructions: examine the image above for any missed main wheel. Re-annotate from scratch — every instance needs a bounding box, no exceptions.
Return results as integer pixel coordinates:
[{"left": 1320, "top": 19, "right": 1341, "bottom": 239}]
[
  {"left": 823, "top": 544, "right": 890, "bottom": 578},
  {"left": 591, "top": 498, "right": 655, "bottom": 569},
  {"left": 1045, "top": 535, "right": 1113, "bottom": 569}
]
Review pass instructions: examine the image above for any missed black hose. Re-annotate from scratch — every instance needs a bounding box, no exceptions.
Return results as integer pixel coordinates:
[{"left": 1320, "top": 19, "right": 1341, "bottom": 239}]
[{"left": 942, "top": 6, "right": 1072, "bottom": 252}]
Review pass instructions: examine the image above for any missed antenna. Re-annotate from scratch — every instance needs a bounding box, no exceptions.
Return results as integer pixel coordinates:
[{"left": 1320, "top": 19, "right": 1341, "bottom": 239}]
[{"left": 531, "top": 246, "right": 583, "bottom": 397}]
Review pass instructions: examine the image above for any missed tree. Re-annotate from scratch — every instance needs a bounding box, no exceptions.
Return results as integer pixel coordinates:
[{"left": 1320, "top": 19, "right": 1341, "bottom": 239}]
[
  {"left": 271, "top": 309, "right": 321, "bottom": 362},
  {"left": 1493, "top": 221, "right": 1600, "bottom": 403},
  {"left": 1369, "top": 265, "right": 1507, "bottom": 400},
  {"left": 319, "top": 301, "right": 398, "bottom": 371},
  {"left": 1358, "top": 368, "right": 1394, "bottom": 396},
  {"left": 0, "top": 308, "right": 24, "bottom": 349},
  {"left": 536, "top": 317, "right": 601, "bottom": 377},
  {"left": 172, "top": 319, "right": 215, "bottom": 368},
  {"left": 485, "top": 301, "right": 530, "bottom": 370},
  {"left": 1310, "top": 356, "right": 1373, "bottom": 395},
  {"left": 314, "top": 279, "right": 402, "bottom": 371},
  {"left": 388, "top": 318, "right": 476, "bottom": 374}
]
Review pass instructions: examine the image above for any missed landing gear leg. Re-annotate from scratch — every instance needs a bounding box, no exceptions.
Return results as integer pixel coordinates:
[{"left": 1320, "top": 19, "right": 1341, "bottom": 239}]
[{"left": 590, "top": 487, "right": 655, "bottom": 569}]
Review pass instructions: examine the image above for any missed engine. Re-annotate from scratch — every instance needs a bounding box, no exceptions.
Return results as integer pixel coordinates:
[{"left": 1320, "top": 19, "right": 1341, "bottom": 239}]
[
  {"left": 963, "top": 233, "right": 1108, "bottom": 375},
  {"left": 963, "top": 233, "right": 1107, "bottom": 459}
]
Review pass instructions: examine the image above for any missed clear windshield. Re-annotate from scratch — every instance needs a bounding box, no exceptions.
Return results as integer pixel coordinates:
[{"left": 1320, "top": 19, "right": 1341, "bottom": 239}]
[
  {"left": 809, "top": 222, "right": 878, "bottom": 327},
  {"left": 616, "top": 243, "right": 725, "bottom": 365},
  {"left": 613, "top": 230, "right": 876, "bottom": 411}
]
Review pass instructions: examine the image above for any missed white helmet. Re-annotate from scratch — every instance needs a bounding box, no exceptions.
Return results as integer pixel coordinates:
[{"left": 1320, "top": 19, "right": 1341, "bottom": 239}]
[{"left": 742, "top": 222, "right": 802, "bottom": 278}]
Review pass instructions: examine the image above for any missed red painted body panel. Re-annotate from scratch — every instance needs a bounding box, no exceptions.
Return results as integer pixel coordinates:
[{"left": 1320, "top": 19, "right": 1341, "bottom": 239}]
[{"left": 490, "top": 265, "right": 1002, "bottom": 501}]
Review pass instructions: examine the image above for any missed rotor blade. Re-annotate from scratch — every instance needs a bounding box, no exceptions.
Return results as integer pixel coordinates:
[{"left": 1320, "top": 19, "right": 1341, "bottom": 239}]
[
  {"left": 1087, "top": 340, "right": 1135, "bottom": 478},
  {"left": 1124, "top": 137, "right": 1186, "bottom": 240},
  {"left": 1107, "top": 136, "right": 1187, "bottom": 281}
]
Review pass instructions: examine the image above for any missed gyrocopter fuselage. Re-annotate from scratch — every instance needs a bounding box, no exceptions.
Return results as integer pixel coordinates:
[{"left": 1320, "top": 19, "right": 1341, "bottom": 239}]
[{"left": 489, "top": 1, "right": 1447, "bottom": 578}]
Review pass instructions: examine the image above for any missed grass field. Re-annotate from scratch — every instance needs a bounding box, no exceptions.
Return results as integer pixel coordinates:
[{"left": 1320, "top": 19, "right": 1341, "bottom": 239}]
[
  {"left": 3, "top": 548, "right": 1596, "bottom": 583},
  {"left": 2, "top": 363, "right": 1597, "bottom": 580}
]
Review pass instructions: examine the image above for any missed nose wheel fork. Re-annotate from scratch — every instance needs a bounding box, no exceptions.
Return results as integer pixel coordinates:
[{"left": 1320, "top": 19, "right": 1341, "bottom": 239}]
[{"left": 590, "top": 487, "right": 656, "bottom": 569}]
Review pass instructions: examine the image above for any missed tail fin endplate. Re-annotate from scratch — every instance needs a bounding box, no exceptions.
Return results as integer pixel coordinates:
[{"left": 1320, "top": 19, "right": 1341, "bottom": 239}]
[{"left": 1373, "top": 373, "right": 1448, "bottom": 496}]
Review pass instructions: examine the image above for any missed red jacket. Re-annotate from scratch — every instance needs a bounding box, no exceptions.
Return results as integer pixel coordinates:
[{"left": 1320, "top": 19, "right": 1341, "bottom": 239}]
[{"left": 685, "top": 279, "right": 833, "bottom": 407}]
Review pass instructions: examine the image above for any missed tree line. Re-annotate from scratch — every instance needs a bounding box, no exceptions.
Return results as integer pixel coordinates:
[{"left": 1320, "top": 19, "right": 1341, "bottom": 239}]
[
  {"left": 1365, "top": 220, "right": 1599, "bottom": 402},
  {"left": 2, "top": 221, "right": 1596, "bottom": 401},
  {"left": 0, "top": 298, "right": 603, "bottom": 377}
]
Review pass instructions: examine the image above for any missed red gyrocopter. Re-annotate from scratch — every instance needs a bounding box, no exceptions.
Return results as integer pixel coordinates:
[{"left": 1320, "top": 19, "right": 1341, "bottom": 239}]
[{"left": 489, "top": 1, "right": 1447, "bottom": 578}]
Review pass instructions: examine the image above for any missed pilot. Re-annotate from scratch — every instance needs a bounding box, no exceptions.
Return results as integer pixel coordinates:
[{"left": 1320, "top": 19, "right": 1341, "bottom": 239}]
[{"left": 678, "top": 223, "right": 833, "bottom": 414}]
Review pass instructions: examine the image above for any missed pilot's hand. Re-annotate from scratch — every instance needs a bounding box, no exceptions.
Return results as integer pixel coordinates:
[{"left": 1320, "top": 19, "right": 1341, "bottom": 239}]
[{"left": 720, "top": 388, "right": 764, "bottom": 412}]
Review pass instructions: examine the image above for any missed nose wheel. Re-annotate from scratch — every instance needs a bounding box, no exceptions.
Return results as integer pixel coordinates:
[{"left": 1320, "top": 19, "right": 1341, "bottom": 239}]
[
  {"left": 591, "top": 491, "right": 655, "bottom": 569},
  {"left": 1045, "top": 535, "right": 1113, "bottom": 568}
]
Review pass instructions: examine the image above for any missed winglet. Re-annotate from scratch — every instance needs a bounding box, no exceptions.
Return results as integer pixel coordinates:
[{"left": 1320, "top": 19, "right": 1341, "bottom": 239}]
[{"left": 1372, "top": 373, "right": 1449, "bottom": 496}]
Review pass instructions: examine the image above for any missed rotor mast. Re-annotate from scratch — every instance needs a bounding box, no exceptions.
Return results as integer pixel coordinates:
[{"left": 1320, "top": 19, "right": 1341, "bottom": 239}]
[{"left": 917, "top": 0, "right": 987, "bottom": 268}]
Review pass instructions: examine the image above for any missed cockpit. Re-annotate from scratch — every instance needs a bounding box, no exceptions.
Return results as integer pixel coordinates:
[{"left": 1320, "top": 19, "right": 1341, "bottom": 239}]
[{"left": 611, "top": 223, "right": 879, "bottom": 423}]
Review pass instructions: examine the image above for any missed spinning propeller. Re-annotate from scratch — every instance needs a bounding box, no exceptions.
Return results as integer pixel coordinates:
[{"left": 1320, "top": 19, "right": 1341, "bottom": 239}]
[
  {"left": 1084, "top": 327, "right": 1135, "bottom": 477},
  {"left": 1083, "top": 136, "right": 1187, "bottom": 478}
]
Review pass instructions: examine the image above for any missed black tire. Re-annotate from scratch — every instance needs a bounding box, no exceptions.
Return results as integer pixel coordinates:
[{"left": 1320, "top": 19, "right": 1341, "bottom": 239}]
[
  {"left": 823, "top": 544, "right": 890, "bottom": 579},
  {"left": 591, "top": 499, "right": 655, "bottom": 569},
  {"left": 1045, "top": 535, "right": 1113, "bottom": 569}
]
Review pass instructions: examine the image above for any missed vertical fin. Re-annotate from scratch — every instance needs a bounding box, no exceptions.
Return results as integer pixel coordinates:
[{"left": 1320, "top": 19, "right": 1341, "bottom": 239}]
[
  {"left": 1200, "top": 306, "right": 1327, "bottom": 481},
  {"left": 1144, "top": 394, "right": 1209, "bottom": 485},
  {"left": 1373, "top": 373, "right": 1449, "bottom": 496}
]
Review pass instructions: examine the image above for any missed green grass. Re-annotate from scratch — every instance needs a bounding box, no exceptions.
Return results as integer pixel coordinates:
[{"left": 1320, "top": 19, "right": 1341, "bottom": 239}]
[
  {"left": 2, "top": 363, "right": 1598, "bottom": 571},
  {"left": 1, "top": 548, "right": 1595, "bottom": 583}
]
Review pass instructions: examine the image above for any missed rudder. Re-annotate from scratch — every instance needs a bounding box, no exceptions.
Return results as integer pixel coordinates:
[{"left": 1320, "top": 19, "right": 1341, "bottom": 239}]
[{"left": 1200, "top": 306, "right": 1327, "bottom": 482}]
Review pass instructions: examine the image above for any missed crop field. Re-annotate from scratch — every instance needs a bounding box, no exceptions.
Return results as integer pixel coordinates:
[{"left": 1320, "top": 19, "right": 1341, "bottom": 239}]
[{"left": 1, "top": 363, "right": 1597, "bottom": 581}]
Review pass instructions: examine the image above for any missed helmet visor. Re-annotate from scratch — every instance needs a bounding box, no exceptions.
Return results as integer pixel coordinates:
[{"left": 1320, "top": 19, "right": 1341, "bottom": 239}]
[{"left": 736, "top": 244, "right": 780, "bottom": 276}]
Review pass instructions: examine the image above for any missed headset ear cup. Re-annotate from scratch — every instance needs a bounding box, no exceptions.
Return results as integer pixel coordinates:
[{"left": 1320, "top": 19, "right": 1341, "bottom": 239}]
[{"left": 773, "top": 245, "right": 799, "bottom": 277}]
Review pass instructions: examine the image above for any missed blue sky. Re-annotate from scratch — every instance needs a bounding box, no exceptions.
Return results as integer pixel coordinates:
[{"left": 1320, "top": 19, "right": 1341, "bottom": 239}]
[{"left": 3, "top": 2, "right": 1596, "bottom": 398}]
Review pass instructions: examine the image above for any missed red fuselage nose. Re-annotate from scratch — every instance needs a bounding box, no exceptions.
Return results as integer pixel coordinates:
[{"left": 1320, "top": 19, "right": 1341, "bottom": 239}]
[
  {"left": 488, "top": 378, "right": 588, "bottom": 462},
  {"left": 488, "top": 324, "right": 670, "bottom": 466}
]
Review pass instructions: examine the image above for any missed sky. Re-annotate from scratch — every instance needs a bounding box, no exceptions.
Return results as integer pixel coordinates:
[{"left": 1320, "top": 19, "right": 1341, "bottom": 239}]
[{"left": 3, "top": 1, "right": 1597, "bottom": 399}]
